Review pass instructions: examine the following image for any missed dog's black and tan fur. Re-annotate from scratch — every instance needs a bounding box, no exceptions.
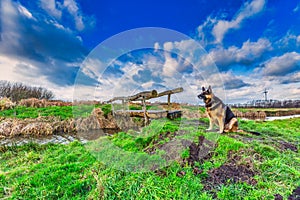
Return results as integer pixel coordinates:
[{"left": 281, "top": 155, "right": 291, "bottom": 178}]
[{"left": 198, "top": 86, "right": 238, "bottom": 133}]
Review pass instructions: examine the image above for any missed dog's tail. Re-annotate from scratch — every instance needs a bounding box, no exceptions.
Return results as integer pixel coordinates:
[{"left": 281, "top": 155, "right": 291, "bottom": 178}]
[{"left": 237, "top": 129, "right": 261, "bottom": 135}]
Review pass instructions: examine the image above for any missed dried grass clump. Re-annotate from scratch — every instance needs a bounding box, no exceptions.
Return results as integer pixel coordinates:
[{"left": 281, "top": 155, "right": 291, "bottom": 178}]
[
  {"left": 20, "top": 122, "right": 53, "bottom": 136},
  {"left": 18, "top": 98, "right": 72, "bottom": 108},
  {"left": 0, "top": 120, "right": 13, "bottom": 137},
  {"left": 18, "top": 98, "right": 46, "bottom": 108},
  {"left": 0, "top": 97, "right": 15, "bottom": 110}
]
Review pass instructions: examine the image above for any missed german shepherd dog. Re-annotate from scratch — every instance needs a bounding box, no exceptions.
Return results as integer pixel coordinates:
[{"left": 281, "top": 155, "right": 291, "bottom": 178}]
[{"left": 198, "top": 86, "right": 238, "bottom": 133}]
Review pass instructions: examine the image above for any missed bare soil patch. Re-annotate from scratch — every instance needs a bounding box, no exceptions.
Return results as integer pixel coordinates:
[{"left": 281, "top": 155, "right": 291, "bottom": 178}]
[
  {"left": 203, "top": 150, "right": 258, "bottom": 192},
  {"left": 228, "top": 133, "right": 298, "bottom": 153},
  {"left": 288, "top": 186, "right": 300, "bottom": 200}
]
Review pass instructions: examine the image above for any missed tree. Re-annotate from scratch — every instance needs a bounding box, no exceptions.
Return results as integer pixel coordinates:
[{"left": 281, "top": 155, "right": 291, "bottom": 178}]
[{"left": 0, "top": 81, "right": 54, "bottom": 102}]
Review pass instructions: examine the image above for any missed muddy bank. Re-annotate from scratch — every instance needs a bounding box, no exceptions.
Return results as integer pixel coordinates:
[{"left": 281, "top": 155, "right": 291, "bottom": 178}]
[
  {"left": 233, "top": 109, "right": 300, "bottom": 120},
  {"left": 0, "top": 108, "right": 119, "bottom": 139},
  {"left": 183, "top": 107, "right": 300, "bottom": 120},
  {"left": 234, "top": 110, "right": 266, "bottom": 119},
  {"left": 265, "top": 109, "right": 300, "bottom": 117}
]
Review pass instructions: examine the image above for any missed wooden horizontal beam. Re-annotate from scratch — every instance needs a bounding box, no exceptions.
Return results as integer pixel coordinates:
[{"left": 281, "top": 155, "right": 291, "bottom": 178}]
[
  {"left": 106, "top": 90, "right": 158, "bottom": 103},
  {"left": 106, "top": 87, "right": 184, "bottom": 103},
  {"left": 156, "top": 87, "right": 183, "bottom": 98}
]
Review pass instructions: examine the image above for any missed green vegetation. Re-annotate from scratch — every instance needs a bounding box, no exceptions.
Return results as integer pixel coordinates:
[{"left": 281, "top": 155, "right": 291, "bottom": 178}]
[
  {"left": 129, "top": 104, "right": 161, "bottom": 110},
  {"left": 0, "top": 104, "right": 112, "bottom": 120},
  {"left": 181, "top": 105, "right": 206, "bottom": 114},
  {"left": 0, "top": 106, "right": 73, "bottom": 119},
  {"left": 0, "top": 109, "right": 299, "bottom": 199}
]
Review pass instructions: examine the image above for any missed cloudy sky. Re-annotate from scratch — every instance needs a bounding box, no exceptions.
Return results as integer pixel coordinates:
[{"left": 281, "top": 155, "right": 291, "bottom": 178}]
[{"left": 0, "top": 0, "right": 299, "bottom": 104}]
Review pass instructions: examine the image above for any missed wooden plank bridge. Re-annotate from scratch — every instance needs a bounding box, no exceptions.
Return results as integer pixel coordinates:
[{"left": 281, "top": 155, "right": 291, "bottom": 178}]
[{"left": 106, "top": 87, "right": 183, "bottom": 122}]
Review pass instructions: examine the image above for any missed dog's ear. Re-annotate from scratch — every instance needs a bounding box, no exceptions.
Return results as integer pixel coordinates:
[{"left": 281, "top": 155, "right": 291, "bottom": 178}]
[
  {"left": 207, "top": 85, "right": 212, "bottom": 93},
  {"left": 202, "top": 86, "right": 206, "bottom": 91}
]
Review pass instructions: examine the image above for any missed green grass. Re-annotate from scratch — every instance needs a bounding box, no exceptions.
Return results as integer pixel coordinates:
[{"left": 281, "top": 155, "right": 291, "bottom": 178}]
[
  {"left": 239, "top": 117, "right": 300, "bottom": 141},
  {"left": 0, "top": 142, "right": 96, "bottom": 199},
  {"left": 0, "top": 117, "right": 299, "bottom": 199},
  {"left": 0, "top": 104, "right": 112, "bottom": 120}
]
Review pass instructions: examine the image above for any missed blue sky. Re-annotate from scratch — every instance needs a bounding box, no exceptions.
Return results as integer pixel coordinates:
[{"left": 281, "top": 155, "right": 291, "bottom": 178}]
[{"left": 0, "top": 0, "right": 299, "bottom": 103}]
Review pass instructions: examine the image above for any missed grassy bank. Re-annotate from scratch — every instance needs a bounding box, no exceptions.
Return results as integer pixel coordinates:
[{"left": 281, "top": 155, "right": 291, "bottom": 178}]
[
  {"left": 0, "top": 117, "right": 299, "bottom": 199},
  {"left": 0, "top": 104, "right": 112, "bottom": 120}
]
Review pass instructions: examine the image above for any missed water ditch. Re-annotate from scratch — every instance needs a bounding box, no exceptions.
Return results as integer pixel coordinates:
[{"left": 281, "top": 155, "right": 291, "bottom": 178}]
[
  {"left": 0, "top": 129, "right": 119, "bottom": 146},
  {"left": 1, "top": 114, "right": 300, "bottom": 146}
]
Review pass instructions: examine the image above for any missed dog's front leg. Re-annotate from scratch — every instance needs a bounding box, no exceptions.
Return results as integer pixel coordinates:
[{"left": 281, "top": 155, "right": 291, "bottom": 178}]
[
  {"left": 218, "top": 117, "right": 225, "bottom": 133},
  {"left": 206, "top": 118, "right": 214, "bottom": 131}
]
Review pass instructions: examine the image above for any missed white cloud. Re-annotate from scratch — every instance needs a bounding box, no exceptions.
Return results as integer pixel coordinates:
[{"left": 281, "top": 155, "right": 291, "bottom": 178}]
[
  {"left": 154, "top": 42, "right": 160, "bottom": 51},
  {"left": 0, "top": 53, "right": 76, "bottom": 101},
  {"left": 213, "top": 0, "right": 266, "bottom": 43},
  {"left": 18, "top": 5, "right": 35, "bottom": 20},
  {"left": 198, "top": 0, "right": 266, "bottom": 44},
  {"left": 0, "top": 0, "right": 91, "bottom": 101},
  {"left": 0, "top": 55, "right": 21, "bottom": 82},
  {"left": 293, "top": 3, "right": 300, "bottom": 13},
  {"left": 163, "top": 42, "right": 173, "bottom": 52},
  {"left": 281, "top": 72, "right": 300, "bottom": 84},
  {"left": 63, "top": 0, "right": 85, "bottom": 31},
  {"left": 40, "top": 0, "right": 62, "bottom": 19},
  {"left": 207, "top": 72, "right": 300, "bottom": 103},
  {"left": 1, "top": 0, "right": 20, "bottom": 42},
  {"left": 158, "top": 39, "right": 213, "bottom": 78},
  {"left": 201, "top": 38, "right": 272, "bottom": 69},
  {"left": 162, "top": 53, "right": 180, "bottom": 77},
  {"left": 277, "top": 32, "right": 300, "bottom": 49},
  {"left": 262, "top": 52, "right": 300, "bottom": 76},
  {"left": 39, "top": 0, "right": 94, "bottom": 31},
  {"left": 197, "top": 16, "right": 216, "bottom": 46},
  {"left": 81, "top": 58, "right": 105, "bottom": 80},
  {"left": 238, "top": 38, "right": 272, "bottom": 59}
]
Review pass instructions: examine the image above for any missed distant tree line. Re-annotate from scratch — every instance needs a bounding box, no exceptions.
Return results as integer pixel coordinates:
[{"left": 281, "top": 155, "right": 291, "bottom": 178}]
[
  {"left": 231, "top": 99, "right": 300, "bottom": 108},
  {"left": 0, "top": 81, "right": 54, "bottom": 102}
]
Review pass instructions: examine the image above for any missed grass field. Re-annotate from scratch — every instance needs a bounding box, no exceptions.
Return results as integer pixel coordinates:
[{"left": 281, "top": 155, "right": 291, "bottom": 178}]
[{"left": 0, "top": 115, "right": 299, "bottom": 199}]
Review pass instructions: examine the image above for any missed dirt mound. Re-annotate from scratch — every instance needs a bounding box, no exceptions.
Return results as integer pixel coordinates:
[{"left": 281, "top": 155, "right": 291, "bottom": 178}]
[
  {"left": 145, "top": 131, "right": 192, "bottom": 164},
  {"left": 279, "top": 141, "right": 298, "bottom": 152},
  {"left": 203, "top": 150, "right": 258, "bottom": 192},
  {"left": 274, "top": 194, "right": 283, "bottom": 200},
  {"left": 145, "top": 132, "right": 217, "bottom": 169},
  {"left": 288, "top": 186, "right": 300, "bottom": 200},
  {"left": 187, "top": 135, "right": 216, "bottom": 165}
]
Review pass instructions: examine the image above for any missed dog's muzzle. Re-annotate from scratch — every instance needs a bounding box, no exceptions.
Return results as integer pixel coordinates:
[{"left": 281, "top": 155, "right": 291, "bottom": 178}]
[{"left": 198, "top": 94, "right": 205, "bottom": 100}]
